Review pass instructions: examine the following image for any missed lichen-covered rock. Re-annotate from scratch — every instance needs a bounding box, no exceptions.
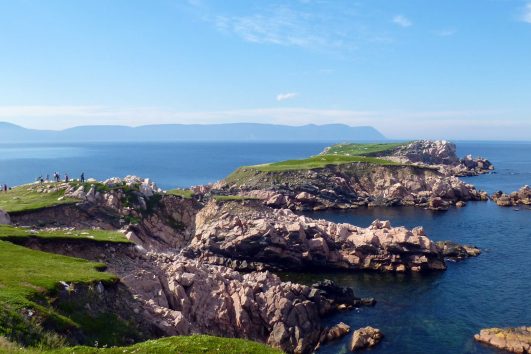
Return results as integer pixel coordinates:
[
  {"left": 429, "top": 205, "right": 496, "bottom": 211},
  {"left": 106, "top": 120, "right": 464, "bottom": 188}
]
[
  {"left": 349, "top": 326, "right": 383, "bottom": 351},
  {"left": 189, "top": 201, "right": 462, "bottom": 273},
  {"left": 474, "top": 327, "right": 531, "bottom": 353}
]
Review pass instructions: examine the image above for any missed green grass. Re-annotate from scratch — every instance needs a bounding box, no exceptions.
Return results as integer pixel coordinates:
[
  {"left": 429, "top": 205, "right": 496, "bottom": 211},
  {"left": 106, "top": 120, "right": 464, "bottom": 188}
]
[
  {"left": 0, "top": 335, "right": 283, "bottom": 353},
  {"left": 251, "top": 154, "right": 400, "bottom": 172},
  {"left": 46, "top": 335, "right": 282, "bottom": 354},
  {"left": 166, "top": 189, "right": 194, "bottom": 199},
  {"left": 0, "top": 240, "right": 118, "bottom": 347},
  {"left": 0, "top": 184, "right": 78, "bottom": 213},
  {"left": 0, "top": 225, "right": 130, "bottom": 244},
  {"left": 322, "top": 142, "right": 407, "bottom": 157}
]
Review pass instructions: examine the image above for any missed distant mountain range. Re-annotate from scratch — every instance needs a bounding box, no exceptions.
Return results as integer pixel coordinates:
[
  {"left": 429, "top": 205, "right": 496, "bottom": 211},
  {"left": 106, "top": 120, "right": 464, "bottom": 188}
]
[{"left": 0, "top": 122, "right": 386, "bottom": 142}]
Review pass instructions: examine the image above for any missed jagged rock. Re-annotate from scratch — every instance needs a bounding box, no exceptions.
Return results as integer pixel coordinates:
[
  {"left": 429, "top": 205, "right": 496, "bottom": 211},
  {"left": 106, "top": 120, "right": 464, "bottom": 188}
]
[
  {"left": 474, "top": 327, "right": 531, "bottom": 353},
  {"left": 492, "top": 186, "right": 531, "bottom": 207},
  {"left": 436, "top": 241, "right": 481, "bottom": 259},
  {"left": 190, "top": 201, "right": 456, "bottom": 273},
  {"left": 0, "top": 209, "right": 11, "bottom": 225},
  {"left": 349, "top": 326, "right": 383, "bottom": 351},
  {"left": 321, "top": 322, "right": 351, "bottom": 343}
]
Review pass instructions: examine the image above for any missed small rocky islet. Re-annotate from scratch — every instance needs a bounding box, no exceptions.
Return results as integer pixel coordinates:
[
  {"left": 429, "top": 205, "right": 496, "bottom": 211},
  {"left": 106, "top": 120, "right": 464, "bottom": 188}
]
[{"left": 0, "top": 140, "right": 527, "bottom": 353}]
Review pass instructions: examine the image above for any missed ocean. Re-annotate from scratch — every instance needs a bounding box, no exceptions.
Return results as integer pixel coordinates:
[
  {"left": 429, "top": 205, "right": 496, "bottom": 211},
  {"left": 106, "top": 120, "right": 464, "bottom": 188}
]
[{"left": 0, "top": 141, "right": 529, "bottom": 354}]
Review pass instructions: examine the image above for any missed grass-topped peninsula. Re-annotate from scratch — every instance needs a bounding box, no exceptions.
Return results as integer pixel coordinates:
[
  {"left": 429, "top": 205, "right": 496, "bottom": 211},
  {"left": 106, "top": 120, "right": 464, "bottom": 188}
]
[
  {"left": 0, "top": 184, "right": 79, "bottom": 213},
  {"left": 226, "top": 142, "right": 408, "bottom": 175}
]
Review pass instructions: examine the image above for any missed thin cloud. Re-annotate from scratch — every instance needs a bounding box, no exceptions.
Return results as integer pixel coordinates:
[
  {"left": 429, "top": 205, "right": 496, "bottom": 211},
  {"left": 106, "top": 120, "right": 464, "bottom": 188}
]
[
  {"left": 276, "top": 92, "right": 299, "bottom": 101},
  {"left": 523, "top": 3, "right": 531, "bottom": 23},
  {"left": 392, "top": 15, "right": 412, "bottom": 28}
]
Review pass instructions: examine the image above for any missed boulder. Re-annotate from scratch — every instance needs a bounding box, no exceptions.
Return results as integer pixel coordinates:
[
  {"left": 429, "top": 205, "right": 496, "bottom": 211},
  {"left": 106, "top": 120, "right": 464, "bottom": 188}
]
[
  {"left": 322, "top": 322, "right": 351, "bottom": 343},
  {"left": 349, "top": 326, "right": 383, "bottom": 351},
  {"left": 474, "top": 327, "right": 531, "bottom": 353}
]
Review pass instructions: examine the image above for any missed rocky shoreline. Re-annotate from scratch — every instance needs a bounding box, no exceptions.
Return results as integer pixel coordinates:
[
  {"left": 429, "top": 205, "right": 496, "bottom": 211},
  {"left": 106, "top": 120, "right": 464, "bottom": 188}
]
[
  {"left": 0, "top": 169, "right": 484, "bottom": 353},
  {"left": 1, "top": 140, "right": 507, "bottom": 353}
]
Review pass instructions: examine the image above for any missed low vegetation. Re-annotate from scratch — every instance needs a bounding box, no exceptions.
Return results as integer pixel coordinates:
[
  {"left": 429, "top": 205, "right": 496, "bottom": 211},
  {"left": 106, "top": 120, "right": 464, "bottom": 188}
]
[
  {"left": 0, "top": 240, "right": 117, "bottom": 347},
  {"left": 248, "top": 154, "right": 399, "bottom": 172},
  {"left": 166, "top": 189, "right": 194, "bottom": 199},
  {"left": 0, "top": 335, "right": 283, "bottom": 353},
  {"left": 322, "top": 142, "right": 407, "bottom": 157},
  {"left": 0, "top": 184, "right": 78, "bottom": 213},
  {"left": 0, "top": 225, "right": 129, "bottom": 244}
]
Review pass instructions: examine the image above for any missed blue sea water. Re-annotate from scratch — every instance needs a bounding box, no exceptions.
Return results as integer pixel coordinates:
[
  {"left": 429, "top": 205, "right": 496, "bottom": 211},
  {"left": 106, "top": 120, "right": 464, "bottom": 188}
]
[{"left": 0, "top": 141, "right": 529, "bottom": 354}]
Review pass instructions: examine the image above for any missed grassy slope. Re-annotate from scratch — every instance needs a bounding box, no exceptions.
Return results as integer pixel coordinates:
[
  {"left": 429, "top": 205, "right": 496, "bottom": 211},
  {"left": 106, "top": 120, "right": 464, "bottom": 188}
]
[
  {"left": 0, "top": 225, "right": 130, "bottom": 244},
  {"left": 322, "top": 142, "right": 407, "bottom": 156},
  {"left": 0, "top": 240, "right": 117, "bottom": 346},
  {"left": 0, "top": 184, "right": 78, "bottom": 213},
  {"left": 0, "top": 335, "right": 283, "bottom": 354},
  {"left": 166, "top": 189, "right": 194, "bottom": 199},
  {"left": 49, "top": 335, "right": 282, "bottom": 354},
  {"left": 225, "top": 142, "right": 406, "bottom": 178}
]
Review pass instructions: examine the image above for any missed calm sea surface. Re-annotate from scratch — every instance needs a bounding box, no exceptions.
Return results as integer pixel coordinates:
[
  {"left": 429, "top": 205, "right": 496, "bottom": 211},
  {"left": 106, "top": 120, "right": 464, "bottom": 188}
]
[{"left": 0, "top": 141, "right": 529, "bottom": 354}]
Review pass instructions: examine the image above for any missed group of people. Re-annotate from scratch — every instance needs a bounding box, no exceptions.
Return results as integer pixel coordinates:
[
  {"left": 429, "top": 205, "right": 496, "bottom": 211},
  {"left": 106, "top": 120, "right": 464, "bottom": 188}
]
[{"left": 36, "top": 172, "right": 85, "bottom": 184}]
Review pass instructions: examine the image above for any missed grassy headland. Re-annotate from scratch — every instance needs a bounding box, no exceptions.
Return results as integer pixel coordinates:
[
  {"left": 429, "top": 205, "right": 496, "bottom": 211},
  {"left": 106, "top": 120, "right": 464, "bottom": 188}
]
[{"left": 0, "top": 184, "right": 78, "bottom": 213}]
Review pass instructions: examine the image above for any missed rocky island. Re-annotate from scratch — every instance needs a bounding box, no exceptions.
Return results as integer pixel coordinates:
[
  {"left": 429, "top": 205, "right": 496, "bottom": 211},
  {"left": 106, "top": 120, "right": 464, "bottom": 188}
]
[{"left": 0, "top": 141, "right": 495, "bottom": 353}]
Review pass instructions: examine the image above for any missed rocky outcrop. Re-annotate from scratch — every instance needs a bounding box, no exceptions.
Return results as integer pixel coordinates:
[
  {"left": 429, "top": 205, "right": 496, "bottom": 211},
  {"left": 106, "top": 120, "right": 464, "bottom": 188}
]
[
  {"left": 375, "top": 140, "right": 493, "bottom": 176},
  {"left": 0, "top": 208, "right": 11, "bottom": 224},
  {"left": 492, "top": 186, "right": 531, "bottom": 207},
  {"left": 320, "top": 322, "right": 351, "bottom": 344},
  {"left": 187, "top": 200, "right": 481, "bottom": 273},
  {"left": 436, "top": 241, "right": 481, "bottom": 259},
  {"left": 221, "top": 163, "right": 487, "bottom": 211},
  {"left": 17, "top": 237, "right": 366, "bottom": 354},
  {"left": 349, "top": 326, "right": 383, "bottom": 351},
  {"left": 12, "top": 178, "right": 202, "bottom": 251},
  {"left": 474, "top": 327, "right": 531, "bottom": 353}
]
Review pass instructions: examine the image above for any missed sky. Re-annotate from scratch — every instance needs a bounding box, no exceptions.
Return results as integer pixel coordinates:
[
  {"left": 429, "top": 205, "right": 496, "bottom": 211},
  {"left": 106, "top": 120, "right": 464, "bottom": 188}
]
[{"left": 0, "top": 0, "right": 530, "bottom": 140}]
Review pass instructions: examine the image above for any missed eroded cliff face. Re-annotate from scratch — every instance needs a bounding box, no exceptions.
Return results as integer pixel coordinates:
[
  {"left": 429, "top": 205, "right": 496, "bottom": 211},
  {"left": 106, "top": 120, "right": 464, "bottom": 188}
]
[
  {"left": 220, "top": 163, "right": 488, "bottom": 211},
  {"left": 18, "top": 238, "right": 366, "bottom": 354},
  {"left": 188, "top": 200, "right": 480, "bottom": 273}
]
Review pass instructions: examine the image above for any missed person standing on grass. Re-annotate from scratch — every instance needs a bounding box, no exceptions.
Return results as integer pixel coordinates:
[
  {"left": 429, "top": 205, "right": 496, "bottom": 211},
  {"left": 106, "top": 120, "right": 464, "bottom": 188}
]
[
  {"left": 3, "top": 184, "right": 7, "bottom": 192},
  {"left": 65, "top": 173, "right": 69, "bottom": 183},
  {"left": 80, "top": 172, "right": 85, "bottom": 183}
]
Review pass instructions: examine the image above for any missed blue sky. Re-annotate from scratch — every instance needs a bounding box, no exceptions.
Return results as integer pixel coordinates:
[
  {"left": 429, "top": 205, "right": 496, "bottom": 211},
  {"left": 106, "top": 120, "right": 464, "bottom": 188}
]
[{"left": 0, "top": 0, "right": 530, "bottom": 139}]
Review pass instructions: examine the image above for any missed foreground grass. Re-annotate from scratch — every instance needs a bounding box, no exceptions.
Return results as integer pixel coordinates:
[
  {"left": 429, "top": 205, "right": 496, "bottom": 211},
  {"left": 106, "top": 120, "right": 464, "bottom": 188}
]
[
  {"left": 251, "top": 154, "right": 400, "bottom": 172},
  {"left": 0, "top": 225, "right": 130, "bottom": 244},
  {"left": 0, "top": 240, "right": 114, "bottom": 310},
  {"left": 0, "top": 335, "right": 283, "bottom": 354},
  {"left": 322, "top": 142, "right": 407, "bottom": 157},
  {"left": 48, "top": 335, "right": 282, "bottom": 354},
  {"left": 0, "top": 240, "right": 118, "bottom": 347},
  {"left": 0, "top": 184, "right": 78, "bottom": 213}
]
